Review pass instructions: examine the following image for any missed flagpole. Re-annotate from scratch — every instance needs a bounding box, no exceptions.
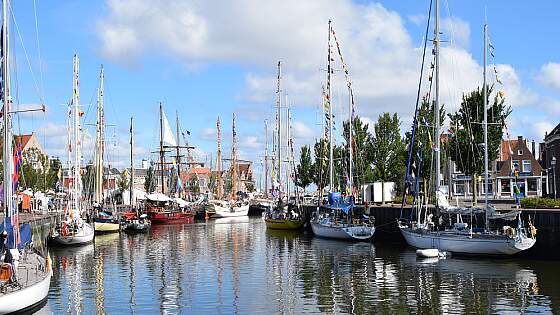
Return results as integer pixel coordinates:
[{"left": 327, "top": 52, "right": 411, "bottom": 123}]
[{"left": 2, "top": 0, "right": 12, "bottom": 219}]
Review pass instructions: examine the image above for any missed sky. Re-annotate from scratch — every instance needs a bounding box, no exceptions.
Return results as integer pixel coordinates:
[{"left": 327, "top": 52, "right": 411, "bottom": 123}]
[{"left": 9, "top": 0, "right": 560, "bottom": 185}]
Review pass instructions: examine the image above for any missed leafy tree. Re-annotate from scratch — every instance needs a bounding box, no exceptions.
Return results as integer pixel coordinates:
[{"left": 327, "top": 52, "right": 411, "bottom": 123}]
[
  {"left": 342, "top": 118, "right": 375, "bottom": 191},
  {"left": 118, "top": 171, "right": 130, "bottom": 191},
  {"left": 312, "top": 139, "right": 329, "bottom": 192},
  {"left": 245, "top": 182, "right": 255, "bottom": 193},
  {"left": 448, "top": 85, "right": 510, "bottom": 203},
  {"left": 296, "top": 145, "right": 313, "bottom": 191},
  {"left": 144, "top": 165, "right": 156, "bottom": 193},
  {"left": 188, "top": 176, "right": 200, "bottom": 194},
  {"left": 372, "top": 112, "right": 406, "bottom": 203}
]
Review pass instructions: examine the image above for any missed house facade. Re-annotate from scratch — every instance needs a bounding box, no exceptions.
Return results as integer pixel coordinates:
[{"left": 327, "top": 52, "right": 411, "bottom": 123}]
[{"left": 543, "top": 123, "right": 560, "bottom": 198}]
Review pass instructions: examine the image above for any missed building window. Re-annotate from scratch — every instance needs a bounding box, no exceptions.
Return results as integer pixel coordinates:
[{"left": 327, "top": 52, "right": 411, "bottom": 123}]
[
  {"left": 528, "top": 179, "right": 538, "bottom": 192},
  {"left": 455, "top": 182, "right": 466, "bottom": 195},
  {"left": 522, "top": 160, "right": 532, "bottom": 173},
  {"left": 518, "top": 149, "right": 523, "bottom": 155},
  {"left": 512, "top": 160, "right": 520, "bottom": 172},
  {"left": 501, "top": 179, "right": 511, "bottom": 192}
]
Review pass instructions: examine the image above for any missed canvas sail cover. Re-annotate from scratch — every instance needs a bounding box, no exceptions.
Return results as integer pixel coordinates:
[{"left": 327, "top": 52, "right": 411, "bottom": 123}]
[{"left": 162, "top": 110, "right": 177, "bottom": 147}]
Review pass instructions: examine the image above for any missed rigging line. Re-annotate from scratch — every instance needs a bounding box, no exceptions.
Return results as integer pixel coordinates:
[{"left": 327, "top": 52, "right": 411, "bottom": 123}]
[
  {"left": 400, "top": 0, "right": 433, "bottom": 220},
  {"left": 9, "top": 4, "right": 42, "bottom": 103}
]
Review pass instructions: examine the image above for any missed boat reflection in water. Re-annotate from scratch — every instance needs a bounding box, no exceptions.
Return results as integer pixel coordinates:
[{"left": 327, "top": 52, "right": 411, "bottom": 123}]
[{"left": 47, "top": 218, "right": 558, "bottom": 314}]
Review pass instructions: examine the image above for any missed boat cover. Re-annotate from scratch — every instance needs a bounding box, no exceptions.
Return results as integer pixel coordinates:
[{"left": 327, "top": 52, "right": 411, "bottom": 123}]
[
  {"left": 146, "top": 193, "right": 171, "bottom": 202},
  {"left": 437, "top": 190, "right": 520, "bottom": 220},
  {"left": 173, "top": 198, "right": 189, "bottom": 207},
  {"left": 321, "top": 203, "right": 353, "bottom": 214},
  {"left": 0, "top": 220, "right": 31, "bottom": 250}
]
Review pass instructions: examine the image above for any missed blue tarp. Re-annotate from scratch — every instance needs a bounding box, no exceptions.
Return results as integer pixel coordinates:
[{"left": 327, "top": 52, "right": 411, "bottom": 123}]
[
  {"left": 0, "top": 219, "right": 32, "bottom": 250},
  {"left": 322, "top": 203, "right": 353, "bottom": 214}
]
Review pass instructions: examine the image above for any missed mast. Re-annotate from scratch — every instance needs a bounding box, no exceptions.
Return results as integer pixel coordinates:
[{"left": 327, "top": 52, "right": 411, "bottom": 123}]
[
  {"left": 72, "top": 54, "right": 81, "bottom": 215},
  {"left": 2, "top": 0, "right": 12, "bottom": 217},
  {"left": 286, "top": 106, "right": 290, "bottom": 201},
  {"left": 483, "top": 22, "right": 489, "bottom": 228},
  {"left": 217, "top": 116, "right": 222, "bottom": 199},
  {"left": 94, "top": 65, "right": 104, "bottom": 205},
  {"left": 175, "top": 111, "right": 181, "bottom": 195},
  {"left": 264, "top": 119, "right": 269, "bottom": 198},
  {"left": 130, "top": 116, "right": 134, "bottom": 206},
  {"left": 348, "top": 84, "right": 353, "bottom": 199},
  {"left": 275, "top": 61, "right": 282, "bottom": 201},
  {"left": 159, "top": 101, "right": 165, "bottom": 194},
  {"left": 327, "top": 20, "right": 334, "bottom": 192},
  {"left": 433, "top": 0, "right": 441, "bottom": 195},
  {"left": 232, "top": 113, "right": 237, "bottom": 201}
]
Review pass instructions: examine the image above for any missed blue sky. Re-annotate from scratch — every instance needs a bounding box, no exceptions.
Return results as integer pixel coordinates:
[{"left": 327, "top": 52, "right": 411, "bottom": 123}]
[{"left": 10, "top": 0, "right": 560, "bottom": 182}]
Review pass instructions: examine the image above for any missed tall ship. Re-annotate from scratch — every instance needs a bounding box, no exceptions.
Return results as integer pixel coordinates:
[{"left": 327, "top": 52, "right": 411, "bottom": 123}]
[
  {"left": 50, "top": 54, "right": 95, "bottom": 245},
  {"left": 397, "top": 0, "right": 536, "bottom": 255},
  {"left": 146, "top": 102, "right": 194, "bottom": 224},
  {"left": 0, "top": 1, "right": 52, "bottom": 311},
  {"left": 264, "top": 61, "right": 304, "bottom": 230},
  {"left": 310, "top": 20, "right": 375, "bottom": 241}
]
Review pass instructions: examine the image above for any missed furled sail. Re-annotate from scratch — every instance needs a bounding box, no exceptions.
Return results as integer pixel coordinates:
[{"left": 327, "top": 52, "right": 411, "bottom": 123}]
[{"left": 162, "top": 110, "right": 177, "bottom": 146}]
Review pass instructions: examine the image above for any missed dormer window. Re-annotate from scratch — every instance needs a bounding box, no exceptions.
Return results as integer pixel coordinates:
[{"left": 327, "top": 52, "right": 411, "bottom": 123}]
[{"left": 517, "top": 149, "right": 523, "bottom": 156}]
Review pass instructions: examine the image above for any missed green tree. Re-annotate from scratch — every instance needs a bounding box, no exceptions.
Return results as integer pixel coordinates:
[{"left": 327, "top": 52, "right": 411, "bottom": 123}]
[
  {"left": 118, "top": 171, "right": 130, "bottom": 191},
  {"left": 296, "top": 145, "right": 313, "bottom": 191},
  {"left": 188, "top": 176, "right": 200, "bottom": 194},
  {"left": 312, "top": 139, "right": 329, "bottom": 192},
  {"left": 372, "top": 113, "right": 406, "bottom": 203},
  {"left": 245, "top": 182, "right": 255, "bottom": 193},
  {"left": 144, "top": 165, "right": 156, "bottom": 193},
  {"left": 448, "top": 85, "right": 510, "bottom": 203},
  {"left": 343, "top": 118, "right": 375, "bottom": 191}
]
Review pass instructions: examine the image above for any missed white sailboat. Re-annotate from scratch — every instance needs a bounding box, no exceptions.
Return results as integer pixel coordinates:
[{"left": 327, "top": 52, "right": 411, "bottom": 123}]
[
  {"left": 50, "top": 54, "right": 95, "bottom": 245},
  {"left": 0, "top": 1, "right": 52, "bottom": 312},
  {"left": 310, "top": 20, "right": 375, "bottom": 241},
  {"left": 397, "top": 1, "right": 536, "bottom": 255},
  {"left": 212, "top": 113, "right": 250, "bottom": 218}
]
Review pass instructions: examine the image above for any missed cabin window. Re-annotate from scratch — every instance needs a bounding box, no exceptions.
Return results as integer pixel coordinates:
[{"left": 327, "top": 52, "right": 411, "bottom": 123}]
[{"left": 522, "top": 160, "right": 532, "bottom": 173}]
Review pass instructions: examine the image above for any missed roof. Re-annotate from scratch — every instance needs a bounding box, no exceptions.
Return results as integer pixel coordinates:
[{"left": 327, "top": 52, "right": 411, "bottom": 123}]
[
  {"left": 500, "top": 139, "right": 520, "bottom": 161},
  {"left": 188, "top": 167, "right": 211, "bottom": 175},
  {"left": 545, "top": 123, "right": 560, "bottom": 142}
]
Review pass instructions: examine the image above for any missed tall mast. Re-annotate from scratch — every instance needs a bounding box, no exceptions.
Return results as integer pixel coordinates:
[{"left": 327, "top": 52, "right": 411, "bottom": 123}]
[
  {"left": 327, "top": 20, "right": 334, "bottom": 192},
  {"left": 130, "top": 116, "right": 134, "bottom": 206},
  {"left": 159, "top": 101, "right": 165, "bottom": 194},
  {"left": 433, "top": 0, "right": 441, "bottom": 194},
  {"left": 73, "top": 54, "right": 81, "bottom": 214},
  {"left": 348, "top": 85, "right": 353, "bottom": 198},
  {"left": 2, "top": 0, "right": 12, "bottom": 217},
  {"left": 264, "top": 119, "right": 269, "bottom": 198},
  {"left": 216, "top": 116, "right": 222, "bottom": 199},
  {"left": 483, "top": 22, "right": 489, "bottom": 228},
  {"left": 175, "top": 111, "right": 181, "bottom": 195},
  {"left": 232, "top": 113, "right": 237, "bottom": 201},
  {"left": 94, "top": 65, "right": 104, "bottom": 204},
  {"left": 275, "top": 61, "right": 282, "bottom": 201},
  {"left": 286, "top": 106, "right": 290, "bottom": 201}
]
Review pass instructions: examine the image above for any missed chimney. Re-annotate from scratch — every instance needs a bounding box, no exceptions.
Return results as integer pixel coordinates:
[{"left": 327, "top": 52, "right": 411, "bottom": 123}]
[{"left": 532, "top": 140, "right": 536, "bottom": 159}]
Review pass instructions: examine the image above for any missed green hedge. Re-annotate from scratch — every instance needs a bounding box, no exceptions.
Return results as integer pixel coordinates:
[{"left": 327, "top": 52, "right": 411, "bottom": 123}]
[{"left": 521, "top": 198, "right": 560, "bottom": 209}]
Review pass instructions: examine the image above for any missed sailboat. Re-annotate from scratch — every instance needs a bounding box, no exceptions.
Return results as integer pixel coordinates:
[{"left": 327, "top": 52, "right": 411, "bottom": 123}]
[
  {"left": 264, "top": 61, "right": 304, "bottom": 230},
  {"left": 146, "top": 102, "right": 194, "bottom": 224},
  {"left": 310, "top": 20, "right": 375, "bottom": 241},
  {"left": 50, "top": 54, "right": 95, "bottom": 245},
  {"left": 212, "top": 113, "right": 250, "bottom": 218},
  {"left": 0, "top": 1, "right": 52, "bottom": 311},
  {"left": 124, "top": 116, "right": 151, "bottom": 231},
  {"left": 92, "top": 65, "right": 120, "bottom": 233},
  {"left": 397, "top": 1, "right": 536, "bottom": 255}
]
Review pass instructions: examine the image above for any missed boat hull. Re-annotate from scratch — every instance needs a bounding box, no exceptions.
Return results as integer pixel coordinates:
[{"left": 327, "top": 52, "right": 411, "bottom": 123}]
[
  {"left": 0, "top": 256, "right": 52, "bottom": 315},
  {"left": 126, "top": 220, "right": 151, "bottom": 232},
  {"left": 311, "top": 222, "right": 375, "bottom": 241},
  {"left": 148, "top": 211, "right": 194, "bottom": 224},
  {"left": 94, "top": 220, "right": 121, "bottom": 233},
  {"left": 50, "top": 223, "right": 95, "bottom": 246},
  {"left": 399, "top": 226, "right": 536, "bottom": 256},
  {"left": 212, "top": 204, "right": 249, "bottom": 218},
  {"left": 265, "top": 218, "right": 304, "bottom": 230}
]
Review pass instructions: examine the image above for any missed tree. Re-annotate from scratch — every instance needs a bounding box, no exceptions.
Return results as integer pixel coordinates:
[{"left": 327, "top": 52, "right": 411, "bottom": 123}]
[
  {"left": 448, "top": 85, "right": 510, "bottom": 203},
  {"left": 245, "top": 182, "right": 255, "bottom": 193},
  {"left": 144, "top": 165, "right": 156, "bottom": 193},
  {"left": 343, "top": 118, "right": 375, "bottom": 191},
  {"left": 296, "top": 145, "right": 313, "bottom": 191},
  {"left": 188, "top": 176, "right": 200, "bottom": 194},
  {"left": 118, "top": 170, "right": 130, "bottom": 191},
  {"left": 312, "top": 139, "right": 329, "bottom": 192},
  {"left": 372, "top": 113, "right": 406, "bottom": 203}
]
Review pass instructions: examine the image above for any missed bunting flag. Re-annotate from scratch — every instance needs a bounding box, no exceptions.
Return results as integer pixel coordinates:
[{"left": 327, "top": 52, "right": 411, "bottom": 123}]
[
  {"left": 176, "top": 175, "right": 182, "bottom": 192},
  {"left": 331, "top": 26, "right": 356, "bottom": 118},
  {"left": 12, "top": 141, "right": 22, "bottom": 191}
]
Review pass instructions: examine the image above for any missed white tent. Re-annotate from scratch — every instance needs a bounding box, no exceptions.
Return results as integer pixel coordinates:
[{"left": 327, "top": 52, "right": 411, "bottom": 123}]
[{"left": 120, "top": 189, "right": 148, "bottom": 205}]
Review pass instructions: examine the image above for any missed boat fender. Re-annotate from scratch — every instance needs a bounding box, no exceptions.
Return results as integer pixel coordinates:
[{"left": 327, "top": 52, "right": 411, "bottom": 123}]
[{"left": 530, "top": 224, "right": 537, "bottom": 238}]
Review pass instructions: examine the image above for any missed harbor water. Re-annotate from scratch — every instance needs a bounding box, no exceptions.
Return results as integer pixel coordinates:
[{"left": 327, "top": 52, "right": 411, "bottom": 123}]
[{"left": 44, "top": 217, "right": 559, "bottom": 314}]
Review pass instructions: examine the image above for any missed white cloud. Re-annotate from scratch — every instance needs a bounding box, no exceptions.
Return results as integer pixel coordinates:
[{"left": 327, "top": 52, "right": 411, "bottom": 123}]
[
  {"left": 442, "top": 17, "right": 471, "bottom": 50},
  {"left": 292, "top": 121, "right": 316, "bottom": 141},
  {"left": 199, "top": 127, "right": 215, "bottom": 141},
  {"left": 537, "top": 62, "right": 560, "bottom": 90},
  {"left": 408, "top": 14, "right": 426, "bottom": 26}
]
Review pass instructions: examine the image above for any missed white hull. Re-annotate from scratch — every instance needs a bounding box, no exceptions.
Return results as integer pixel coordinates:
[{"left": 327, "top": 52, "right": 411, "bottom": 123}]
[
  {"left": 212, "top": 204, "right": 249, "bottom": 218},
  {"left": 94, "top": 221, "right": 121, "bottom": 233},
  {"left": 399, "top": 226, "right": 536, "bottom": 255},
  {"left": 0, "top": 255, "right": 52, "bottom": 314},
  {"left": 311, "top": 222, "right": 375, "bottom": 241},
  {"left": 51, "top": 223, "right": 95, "bottom": 246}
]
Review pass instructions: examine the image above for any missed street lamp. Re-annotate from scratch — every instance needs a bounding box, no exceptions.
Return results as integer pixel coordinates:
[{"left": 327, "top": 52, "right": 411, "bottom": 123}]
[{"left": 552, "top": 157, "right": 557, "bottom": 200}]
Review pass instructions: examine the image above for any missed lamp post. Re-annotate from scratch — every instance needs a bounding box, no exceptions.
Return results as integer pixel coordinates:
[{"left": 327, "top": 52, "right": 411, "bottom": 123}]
[{"left": 552, "top": 157, "right": 557, "bottom": 200}]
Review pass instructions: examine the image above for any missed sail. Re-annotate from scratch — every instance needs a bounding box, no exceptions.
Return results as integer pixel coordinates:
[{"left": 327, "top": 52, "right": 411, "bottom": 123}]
[{"left": 162, "top": 110, "right": 177, "bottom": 146}]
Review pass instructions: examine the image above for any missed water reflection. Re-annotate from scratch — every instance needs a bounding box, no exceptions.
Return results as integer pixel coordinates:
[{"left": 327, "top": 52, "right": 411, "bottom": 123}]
[{"left": 47, "top": 218, "right": 557, "bottom": 314}]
